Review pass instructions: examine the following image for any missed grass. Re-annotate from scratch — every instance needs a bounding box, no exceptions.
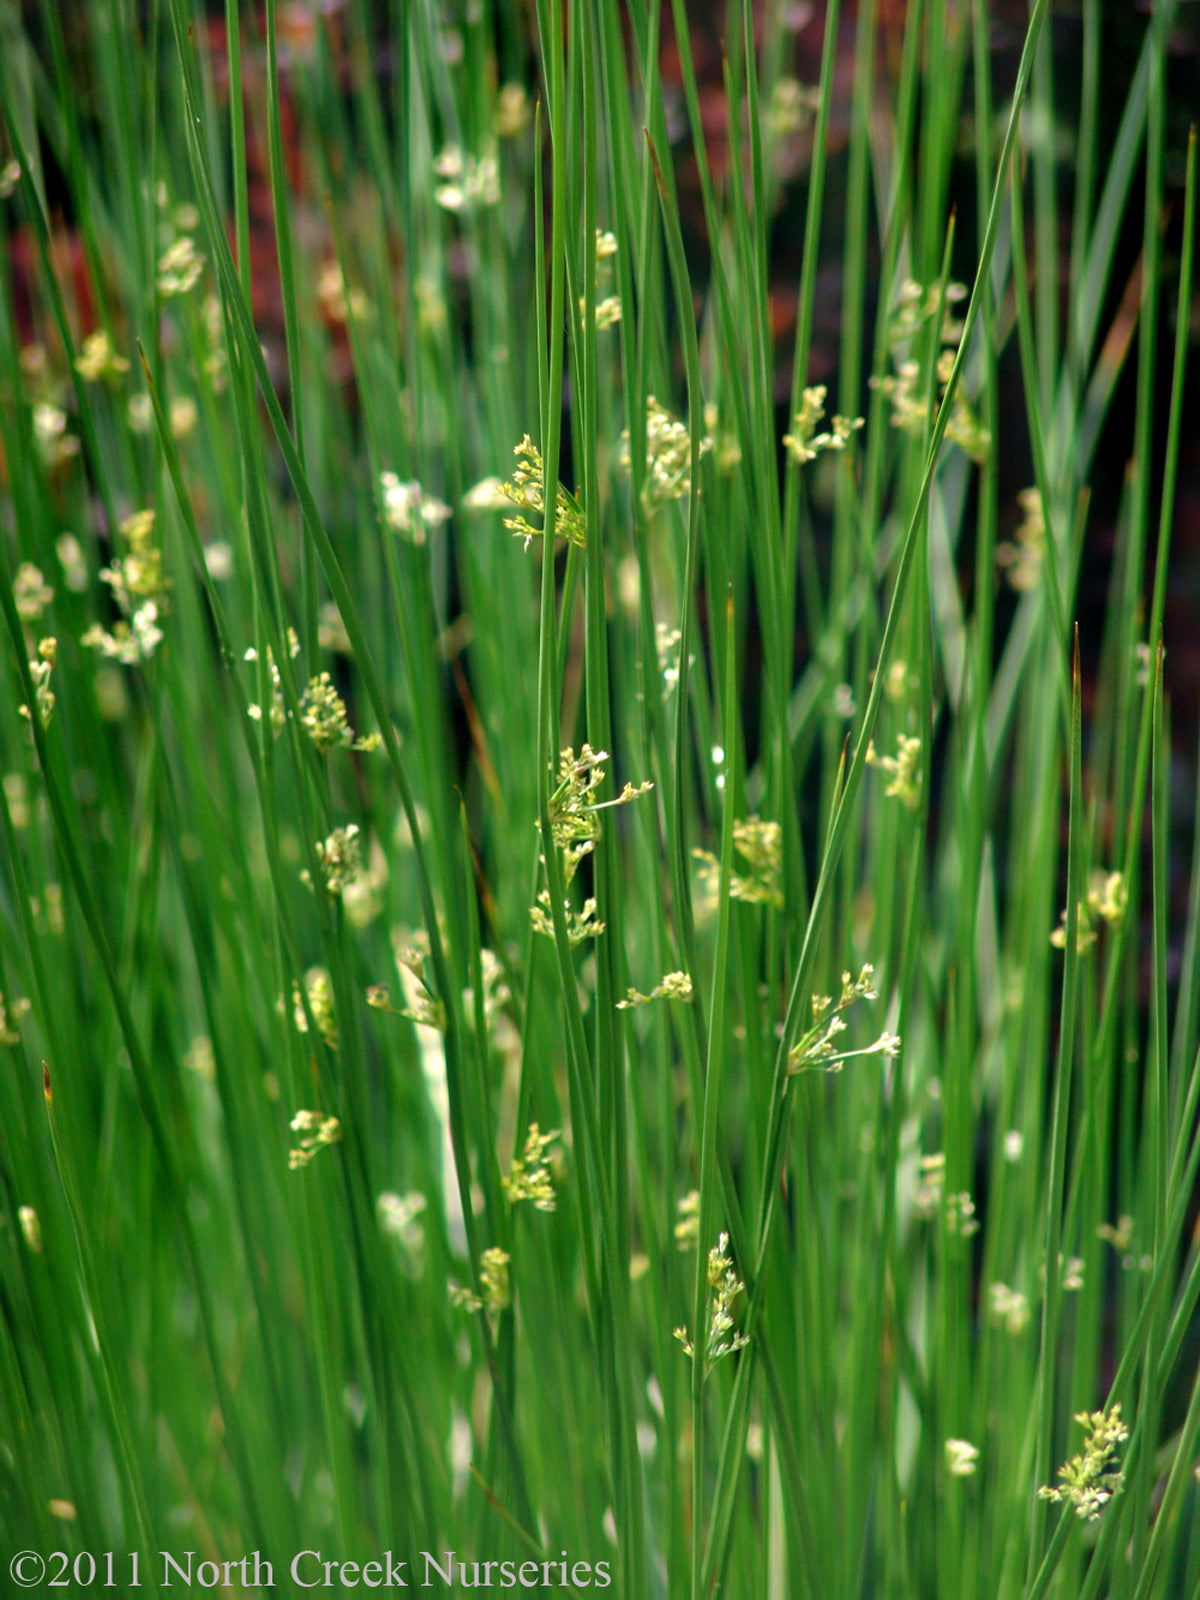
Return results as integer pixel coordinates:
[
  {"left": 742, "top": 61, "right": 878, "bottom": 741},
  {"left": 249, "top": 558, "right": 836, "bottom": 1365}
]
[{"left": 0, "top": 0, "right": 1198, "bottom": 1595}]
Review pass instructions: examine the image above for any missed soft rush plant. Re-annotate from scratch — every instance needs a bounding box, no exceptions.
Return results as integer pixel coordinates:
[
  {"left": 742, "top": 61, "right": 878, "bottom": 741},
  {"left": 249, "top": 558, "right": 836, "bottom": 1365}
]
[{"left": 1, "top": 1, "right": 1198, "bottom": 1597}]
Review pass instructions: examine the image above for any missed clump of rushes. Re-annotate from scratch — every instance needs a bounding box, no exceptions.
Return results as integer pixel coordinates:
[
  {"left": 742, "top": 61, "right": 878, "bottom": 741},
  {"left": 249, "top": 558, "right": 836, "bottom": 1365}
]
[
  {"left": 497, "top": 436, "right": 586, "bottom": 548},
  {"left": 3, "top": 1, "right": 1195, "bottom": 1594},
  {"left": 786, "top": 965, "right": 901, "bottom": 1075},
  {"left": 674, "top": 1233, "right": 750, "bottom": 1376},
  {"left": 1039, "top": 1406, "right": 1130, "bottom": 1522}
]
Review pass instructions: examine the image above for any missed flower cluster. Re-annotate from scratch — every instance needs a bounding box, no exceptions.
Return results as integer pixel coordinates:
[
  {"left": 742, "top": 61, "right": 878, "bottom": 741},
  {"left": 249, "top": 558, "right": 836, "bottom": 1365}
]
[
  {"left": 782, "top": 385, "right": 863, "bottom": 465},
  {"left": 18, "top": 638, "right": 57, "bottom": 728},
  {"left": 83, "top": 510, "right": 168, "bottom": 665},
  {"left": 14, "top": 563, "right": 54, "bottom": 622},
  {"left": 433, "top": 143, "right": 500, "bottom": 212},
  {"left": 309, "top": 824, "right": 364, "bottom": 896},
  {"left": 380, "top": 472, "right": 452, "bottom": 544},
  {"left": 995, "top": 487, "right": 1046, "bottom": 593},
  {"left": 497, "top": 436, "right": 586, "bottom": 549},
  {"left": 945, "top": 1438, "right": 980, "bottom": 1477},
  {"left": 787, "top": 964, "right": 900, "bottom": 1075},
  {"left": 529, "top": 886, "right": 604, "bottom": 947},
  {"left": 494, "top": 83, "right": 530, "bottom": 139},
  {"left": 547, "top": 744, "right": 653, "bottom": 851},
  {"left": 373, "top": 936, "right": 515, "bottom": 1056},
  {"left": 674, "top": 1190, "right": 701, "bottom": 1249},
  {"left": 764, "top": 77, "right": 821, "bottom": 143},
  {"left": 1050, "top": 869, "right": 1127, "bottom": 954},
  {"left": 245, "top": 630, "right": 300, "bottom": 731},
  {"left": 102, "top": 510, "right": 166, "bottom": 609},
  {"left": 703, "top": 402, "right": 742, "bottom": 473},
  {"left": 299, "top": 672, "right": 379, "bottom": 753},
  {"left": 451, "top": 1246, "right": 511, "bottom": 1314},
  {"left": 674, "top": 1233, "right": 750, "bottom": 1376},
  {"left": 378, "top": 1191, "right": 427, "bottom": 1276},
  {"left": 989, "top": 1283, "right": 1031, "bottom": 1336},
  {"left": 316, "top": 261, "right": 371, "bottom": 324},
  {"left": 289, "top": 1109, "right": 341, "bottom": 1170},
  {"left": 1097, "top": 1215, "right": 1134, "bottom": 1254},
  {"left": 157, "top": 234, "right": 206, "bottom": 297},
  {"left": 654, "top": 623, "right": 684, "bottom": 697},
  {"left": 581, "top": 229, "right": 622, "bottom": 330},
  {"left": 75, "top": 329, "right": 130, "bottom": 384},
  {"left": 911, "top": 1153, "right": 979, "bottom": 1234},
  {"left": 479, "top": 1246, "right": 512, "bottom": 1311},
  {"left": 1060, "top": 1254, "right": 1085, "bottom": 1292},
  {"left": 393, "top": 931, "right": 447, "bottom": 1031},
  {"left": 501, "top": 1124, "right": 561, "bottom": 1212},
  {"left": 291, "top": 966, "right": 338, "bottom": 1050},
  {"left": 616, "top": 970, "right": 693, "bottom": 1009},
  {"left": 1039, "top": 1405, "right": 1129, "bottom": 1522},
  {"left": 184, "top": 1035, "right": 216, "bottom": 1080},
  {"left": 532, "top": 747, "right": 652, "bottom": 946},
  {"left": 0, "top": 992, "right": 31, "bottom": 1046},
  {"left": 19, "top": 1205, "right": 42, "bottom": 1253},
  {"left": 945, "top": 1190, "right": 980, "bottom": 1237},
  {"left": 871, "top": 279, "right": 990, "bottom": 462},
  {"left": 32, "top": 401, "right": 79, "bottom": 468},
  {"left": 913, "top": 1151, "right": 945, "bottom": 1217},
  {"left": 866, "top": 733, "right": 922, "bottom": 810},
  {"left": 619, "top": 396, "right": 709, "bottom": 510},
  {"left": 694, "top": 816, "right": 784, "bottom": 910}
]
